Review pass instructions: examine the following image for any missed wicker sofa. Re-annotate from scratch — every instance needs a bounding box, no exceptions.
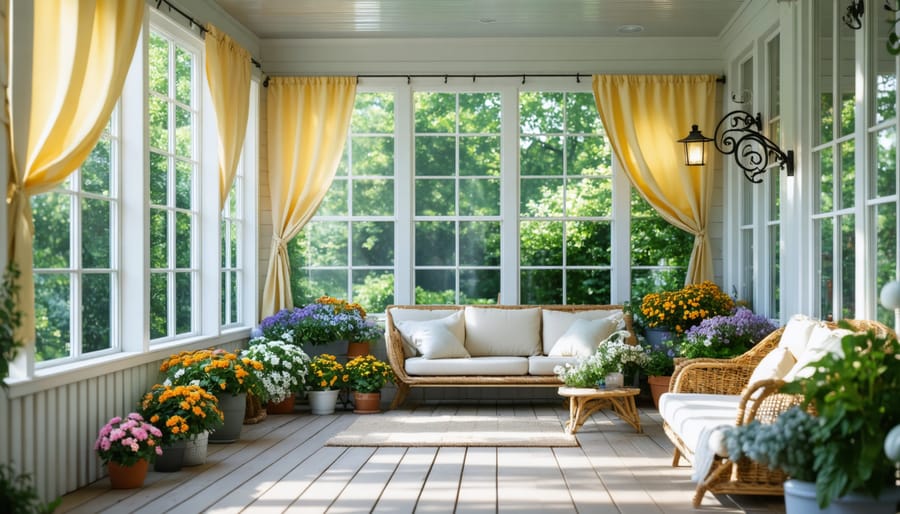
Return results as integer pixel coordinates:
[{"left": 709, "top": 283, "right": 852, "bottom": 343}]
[
  {"left": 384, "top": 304, "right": 635, "bottom": 408},
  {"left": 658, "top": 316, "right": 892, "bottom": 506}
]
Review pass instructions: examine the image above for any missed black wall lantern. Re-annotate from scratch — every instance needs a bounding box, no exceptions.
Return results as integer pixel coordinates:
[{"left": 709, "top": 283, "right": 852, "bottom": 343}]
[{"left": 679, "top": 110, "right": 795, "bottom": 184}]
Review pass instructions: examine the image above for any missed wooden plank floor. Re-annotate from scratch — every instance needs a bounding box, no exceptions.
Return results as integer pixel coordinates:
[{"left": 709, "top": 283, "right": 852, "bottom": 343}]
[{"left": 57, "top": 401, "right": 786, "bottom": 514}]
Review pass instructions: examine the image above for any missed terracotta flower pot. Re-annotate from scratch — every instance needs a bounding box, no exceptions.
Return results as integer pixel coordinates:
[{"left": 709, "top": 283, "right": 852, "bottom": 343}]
[
  {"left": 647, "top": 375, "right": 672, "bottom": 409},
  {"left": 347, "top": 341, "right": 371, "bottom": 359},
  {"left": 108, "top": 459, "right": 149, "bottom": 489},
  {"left": 267, "top": 395, "right": 296, "bottom": 414},
  {"left": 353, "top": 391, "right": 381, "bottom": 414}
]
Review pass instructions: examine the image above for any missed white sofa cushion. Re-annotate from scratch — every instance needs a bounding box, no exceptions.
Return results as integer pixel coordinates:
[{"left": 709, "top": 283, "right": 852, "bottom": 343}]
[
  {"left": 784, "top": 326, "right": 851, "bottom": 381},
  {"left": 393, "top": 310, "right": 465, "bottom": 358},
  {"left": 658, "top": 393, "right": 742, "bottom": 454},
  {"left": 541, "top": 309, "right": 623, "bottom": 354},
  {"left": 405, "top": 356, "right": 529, "bottom": 376},
  {"left": 777, "top": 314, "right": 821, "bottom": 359},
  {"left": 464, "top": 307, "right": 541, "bottom": 357},
  {"left": 527, "top": 355, "right": 579, "bottom": 376},
  {"left": 405, "top": 322, "right": 470, "bottom": 359},
  {"left": 745, "top": 347, "right": 796, "bottom": 397},
  {"left": 547, "top": 317, "right": 618, "bottom": 357}
]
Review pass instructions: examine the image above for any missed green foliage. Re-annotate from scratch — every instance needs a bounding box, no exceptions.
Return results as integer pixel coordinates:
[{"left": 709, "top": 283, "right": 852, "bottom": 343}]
[
  {"left": 723, "top": 406, "right": 818, "bottom": 482},
  {"left": 641, "top": 347, "right": 675, "bottom": 376},
  {"left": 779, "top": 327, "right": 900, "bottom": 507},
  {"left": 0, "top": 464, "right": 60, "bottom": 514},
  {"left": 0, "top": 263, "right": 22, "bottom": 385},
  {"left": 345, "top": 354, "right": 394, "bottom": 393}
]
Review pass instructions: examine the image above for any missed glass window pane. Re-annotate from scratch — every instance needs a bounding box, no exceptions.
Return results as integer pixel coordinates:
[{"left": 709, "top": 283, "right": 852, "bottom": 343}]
[
  {"left": 414, "top": 270, "right": 456, "bottom": 304},
  {"left": 175, "top": 159, "right": 192, "bottom": 210},
  {"left": 840, "top": 215, "right": 855, "bottom": 319},
  {"left": 566, "top": 221, "right": 610, "bottom": 266},
  {"left": 875, "top": 15, "right": 897, "bottom": 123},
  {"left": 149, "top": 96, "right": 168, "bottom": 151},
  {"left": 32, "top": 193, "right": 70, "bottom": 269},
  {"left": 460, "top": 269, "right": 499, "bottom": 304},
  {"left": 459, "top": 178, "right": 500, "bottom": 216},
  {"left": 768, "top": 35, "right": 781, "bottom": 118},
  {"left": 838, "top": 21, "right": 856, "bottom": 136},
  {"left": 352, "top": 92, "right": 394, "bottom": 133},
  {"left": 567, "top": 136, "right": 610, "bottom": 176},
  {"left": 818, "top": 217, "right": 834, "bottom": 317},
  {"left": 567, "top": 269, "right": 610, "bottom": 304},
  {"left": 416, "top": 179, "right": 455, "bottom": 216},
  {"left": 150, "top": 209, "right": 168, "bottom": 269},
  {"left": 819, "top": 148, "right": 834, "bottom": 213},
  {"left": 875, "top": 203, "right": 897, "bottom": 326},
  {"left": 519, "top": 92, "right": 564, "bottom": 133},
  {"left": 352, "top": 137, "right": 394, "bottom": 176},
  {"left": 630, "top": 269, "right": 684, "bottom": 303},
  {"left": 353, "top": 179, "right": 393, "bottom": 216},
  {"left": 459, "top": 221, "right": 500, "bottom": 266},
  {"left": 520, "top": 221, "right": 562, "bottom": 266},
  {"left": 459, "top": 136, "right": 500, "bottom": 176},
  {"left": 414, "top": 92, "right": 455, "bottom": 133},
  {"left": 175, "top": 212, "right": 192, "bottom": 269},
  {"left": 175, "top": 272, "right": 192, "bottom": 335},
  {"left": 150, "top": 272, "right": 168, "bottom": 339},
  {"left": 81, "top": 137, "right": 110, "bottom": 195},
  {"left": 874, "top": 127, "right": 896, "bottom": 198},
  {"left": 352, "top": 270, "right": 394, "bottom": 312},
  {"left": 82, "top": 273, "right": 112, "bottom": 353},
  {"left": 415, "top": 136, "right": 455, "bottom": 176},
  {"left": 519, "top": 269, "right": 562, "bottom": 304},
  {"left": 352, "top": 222, "right": 394, "bottom": 266},
  {"left": 34, "top": 273, "right": 71, "bottom": 362},
  {"left": 415, "top": 221, "right": 455, "bottom": 266},
  {"left": 566, "top": 93, "right": 602, "bottom": 134},
  {"left": 840, "top": 140, "right": 855, "bottom": 210},
  {"left": 149, "top": 33, "right": 168, "bottom": 96},
  {"left": 520, "top": 136, "right": 563, "bottom": 176},
  {"left": 81, "top": 198, "right": 110, "bottom": 269},
  {"left": 306, "top": 269, "right": 348, "bottom": 300},
  {"left": 150, "top": 152, "right": 168, "bottom": 205},
  {"left": 308, "top": 222, "right": 348, "bottom": 267},
  {"left": 567, "top": 178, "right": 612, "bottom": 217},
  {"left": 230, "top": 270, "right": 239, "bottom": 324},
  {"left": 174, "top": 45, "right": 193, "bottom": 106},
  {"left": 458, "top": 93, "right": 501, "bottom": 133},
  {"left": 770, "top": 224, "right": 781, "bottom": 315},
  {"left": 175, "top": 106, "right": 192, "bottom": 158},
  {"left": 816, "top": 2, "right": 834, "bottom": 144},
  {"left": 319, "top": 179, "right": 348, "bottom": 216},
  {"left": 521, "top": 178, "right": 564, "bottom": 217}
]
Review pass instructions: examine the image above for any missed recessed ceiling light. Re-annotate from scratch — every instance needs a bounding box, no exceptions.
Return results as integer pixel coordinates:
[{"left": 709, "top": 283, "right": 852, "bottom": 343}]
[
  {"left": 617, "top": 24, "right": 645, "bottom": 34},
  {"left": 479, "top": 17, "right": 497, "bottom": 23}
]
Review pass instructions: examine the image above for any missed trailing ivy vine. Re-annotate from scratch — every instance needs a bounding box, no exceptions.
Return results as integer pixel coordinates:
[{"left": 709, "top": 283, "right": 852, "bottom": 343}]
[{"left": 0, "top": 263, "right": 22, "bottom": 386}]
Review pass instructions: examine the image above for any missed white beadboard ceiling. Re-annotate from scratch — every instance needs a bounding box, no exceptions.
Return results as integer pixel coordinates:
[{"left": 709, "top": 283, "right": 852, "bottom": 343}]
[{"left": 212, "top": 0, "right": 748, "bottom": 39}]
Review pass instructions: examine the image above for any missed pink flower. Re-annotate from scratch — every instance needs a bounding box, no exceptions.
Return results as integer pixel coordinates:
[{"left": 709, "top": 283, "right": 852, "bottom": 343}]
[
  {"left": 109, "top": 416, "right": 122, "bottom": 425},
  {"left": 100, "top": 439, "right": 111, "bottom": 451},
  {"left": 155, "top": 446, "right": 163, "bottom": 456},
  {"left": 109, "top": 428, "right": 125, "bottom": 441},
  {"left": 127, "top": 413, "right": 143, "bottom": 421},
  {"left": 121, "top": 437, "right": 135, "bottom": 449},
  {"left": 121, "top": 420, "right": 137, "bottom": 430},
  {"left": 131, "top": 427, "right": 148, "bottom": 441},
  {"left": 148, "top": 425, "right": 162, "bottom": 437},
  {"left": 130, "top": 442, "right": 139, "bottom": 452},
  {"left": 99, "top": 424, "right": 112, "bottom": 437}
]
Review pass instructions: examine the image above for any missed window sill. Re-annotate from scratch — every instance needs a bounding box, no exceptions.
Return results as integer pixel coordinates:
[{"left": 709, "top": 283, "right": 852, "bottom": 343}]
[{"left": 3, "top": 328, "right": 251, "bottom": 399}]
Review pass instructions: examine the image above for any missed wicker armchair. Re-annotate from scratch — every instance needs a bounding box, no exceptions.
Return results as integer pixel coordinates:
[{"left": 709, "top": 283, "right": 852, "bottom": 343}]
[{"left": 663, "top": 318, "right": 893, "bottom": 506}]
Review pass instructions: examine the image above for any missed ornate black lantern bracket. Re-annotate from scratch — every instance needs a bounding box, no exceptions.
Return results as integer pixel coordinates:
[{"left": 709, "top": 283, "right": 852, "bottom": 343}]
[{"left": 713, "top": 110, "right": 795, "bottom": 183}]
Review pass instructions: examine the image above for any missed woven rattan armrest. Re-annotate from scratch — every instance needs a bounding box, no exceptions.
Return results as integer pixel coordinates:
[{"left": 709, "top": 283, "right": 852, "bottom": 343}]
[{"left": 669, "top": 359, "right": 757, "bottom": 395}]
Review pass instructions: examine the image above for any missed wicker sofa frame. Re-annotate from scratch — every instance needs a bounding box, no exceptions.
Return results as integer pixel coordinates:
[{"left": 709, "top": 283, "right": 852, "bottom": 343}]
[
  {"left": 384, "top": 304, "right": 635, "bottom": 409},
  {"left": 664, "top": 318, "right": 892, "bottom": 506}
]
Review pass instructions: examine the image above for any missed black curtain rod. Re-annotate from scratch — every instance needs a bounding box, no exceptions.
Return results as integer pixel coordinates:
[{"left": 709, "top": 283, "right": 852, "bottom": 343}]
[
  {"left": 157, "top": 0, "right": 262, "bottom": 70},
  {"left": 356, "top": 73, "right": 727, "bottom": 85}
]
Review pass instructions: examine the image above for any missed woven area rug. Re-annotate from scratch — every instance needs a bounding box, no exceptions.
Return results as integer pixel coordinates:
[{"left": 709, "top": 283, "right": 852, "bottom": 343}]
[{"left": 325, "top": 415, "right": 578, "bottom": 447}]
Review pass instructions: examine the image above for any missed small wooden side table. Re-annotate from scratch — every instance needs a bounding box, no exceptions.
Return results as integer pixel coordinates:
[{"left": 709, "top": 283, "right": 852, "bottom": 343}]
[{"left": 557, "top": 386, "right": 642, "bottom": 434}]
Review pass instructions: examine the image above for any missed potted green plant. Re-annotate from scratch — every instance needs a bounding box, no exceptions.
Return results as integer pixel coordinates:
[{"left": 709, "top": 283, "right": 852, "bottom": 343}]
[
  {"left": 641, "top": 345, "right": 675, "bottom": 408},
  {"left": 677, "top": 307, "right": 777, "bottom": 359},
  {"left": 344, "top": 354, "right": 395, "bottom": 414},
  {"left": 139, "top": 384, "right": 223, "bottom": 470},
  {"left": 306, "top": 354, "right": 348, "bottom": 415},
  {"left": 554, "top": 333, "right": 647, "bottom": 388},
  {"left": 159, "top": 348, "right": 268, "bottom": 443},
  {"left": 244, "top": 339, "right": 311, "bottom": 413},
  {"left": 93, "top": 413, "right": 164, "bottom": 489},
  {"left": 722, "top": 326, "right": 900, "bottom": 512},
  {"left": 638, "top": 281, "right": 735, "bottom": 347}
]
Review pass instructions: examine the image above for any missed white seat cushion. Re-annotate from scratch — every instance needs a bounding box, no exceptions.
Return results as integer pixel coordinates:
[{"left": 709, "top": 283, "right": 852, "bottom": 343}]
[
  {"left": 658, "top": 393, "right": 742, "bottom": 454},
  {"left": 783, "top": 326, "right": 852, "bottom": 381},
  {"left": 776, "top": 314, "right": 822, "bottom": 359},
  {"left": 405, "top": 356, "right": 529, "bottom": 376},
  {"left": 404, "top": 322, "right": 470, "bottom": 359},
  {"left": 527, "top": 355, "right": 579, "bottom": 376},
  {"left": 547, "top": 317, "right": 618, "bottom": 357},
  {"left": 464, "top": 307, "right": 541, "bottom": 357},
  {"left": 745, "top": 347, "right": 797, "bottom": 397},
  {"left": 541, "top": 309, "right": 624, "bottom": 354},
  {"left": 392, "top": 309, "right": 465, "bottom": 357}
]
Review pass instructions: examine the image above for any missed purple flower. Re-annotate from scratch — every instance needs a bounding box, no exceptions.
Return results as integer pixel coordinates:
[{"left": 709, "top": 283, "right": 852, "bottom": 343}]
[{"left": 679, "top": 307, "right": 777, "bottom": 359}]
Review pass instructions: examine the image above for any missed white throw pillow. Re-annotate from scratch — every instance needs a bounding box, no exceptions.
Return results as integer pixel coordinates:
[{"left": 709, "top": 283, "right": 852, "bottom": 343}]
[
  {"left": 395, "top": 311, "right": 467, "bottom": 359},
  {"left": 745, "top": 347, "right": 797, "bottom": 398},
  {"left": 541, "top": 309, "right": 624, "bottom": 354},
  {"left": 548, "top": 317, "right": 618, "bottom": 357},
  {"left": 783, "top": 327, "right": 851, "bottom": 381},
  {"left": 776, "top": 314, "right": 822, "bottom": 359},
  {"left": 464, "top": 307, "right": 541, "bottom": 356}
]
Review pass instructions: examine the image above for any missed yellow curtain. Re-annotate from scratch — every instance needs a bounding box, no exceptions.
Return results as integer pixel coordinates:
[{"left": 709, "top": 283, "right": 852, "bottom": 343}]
[
  {"left": 204, "top": 24, "right": 251, "bottom": 208},
  {"left": 261, "top": 77, "right": 357, "bottom": 317},
  {"left": 592, "top": 74, "right": 719, "bottom": 284},
  {"left": 6, "top": 1, "right": 143, "bottom": 356}
]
